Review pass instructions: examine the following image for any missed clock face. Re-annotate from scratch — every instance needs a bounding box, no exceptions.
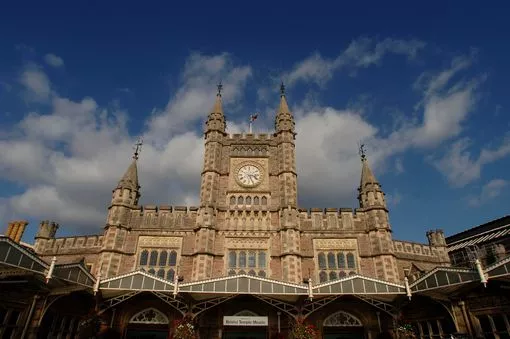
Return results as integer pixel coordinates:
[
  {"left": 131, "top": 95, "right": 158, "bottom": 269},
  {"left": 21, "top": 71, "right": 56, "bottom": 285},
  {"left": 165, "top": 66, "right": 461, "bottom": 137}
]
[{"left": 236, "top": 164, "right": 262, "bottom": 187}]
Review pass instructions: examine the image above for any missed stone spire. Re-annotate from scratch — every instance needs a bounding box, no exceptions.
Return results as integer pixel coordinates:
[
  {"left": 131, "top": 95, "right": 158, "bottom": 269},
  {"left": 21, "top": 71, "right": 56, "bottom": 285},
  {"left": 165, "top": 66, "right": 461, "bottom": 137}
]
[
  {"left": 116, "top": 138, "right": 142, "bottom": 191},
  {"left": 357, "top": 145, "right": 386, "bottom": 209},
  {"left": 205, "top": 82, "right": 226, "bottom": 135},
  {"left": 275, "top": 82, "right": 295, "bottom": 134},
  {"left": 117, "top": 159, "right": 139, "bottom": 191}
]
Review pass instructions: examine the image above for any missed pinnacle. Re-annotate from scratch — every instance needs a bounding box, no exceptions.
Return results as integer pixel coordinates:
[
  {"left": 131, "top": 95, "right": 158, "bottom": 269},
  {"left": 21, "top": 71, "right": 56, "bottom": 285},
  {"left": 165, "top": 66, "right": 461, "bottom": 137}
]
[
  {"left": 117, "top": 158, "right": 139, "bottom": 191},
  {"left": 210, "top": 93, "right": 224, "bottom": 115},
  {"left": 360, "top": 158, "right": 378, "bottom": 188}
]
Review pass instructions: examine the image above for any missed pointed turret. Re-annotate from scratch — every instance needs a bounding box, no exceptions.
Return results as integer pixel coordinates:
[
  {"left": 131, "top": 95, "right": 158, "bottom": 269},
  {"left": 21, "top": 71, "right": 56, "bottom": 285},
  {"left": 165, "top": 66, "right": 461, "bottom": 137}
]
[
  {"left": 117, "top": 158, "right": 139, "bottom": 191},
  {"left": 357, "top": 146, "right": 386, "bottom": 210},
  {"left": 112, "top": 139, "right": 142, "bottom": 206},
  {"left": 205, "top": 83, "right": 226, "bottom": 135},
  {"left": 274, "top": 82, "right": 295, "bottom": 134}
]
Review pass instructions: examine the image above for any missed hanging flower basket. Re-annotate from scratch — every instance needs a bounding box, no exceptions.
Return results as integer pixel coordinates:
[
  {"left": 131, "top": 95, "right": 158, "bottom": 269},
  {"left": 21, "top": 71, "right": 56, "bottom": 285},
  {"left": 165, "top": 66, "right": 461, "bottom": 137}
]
[
  {"left": 396, "top": 323, "right": 417, "bottom": 339},
  {"left": 289, "top": 318, "right": 319, "bottom": 339},
  {"left": 172, "top": 317, "right": 198, "bottom": 339}
]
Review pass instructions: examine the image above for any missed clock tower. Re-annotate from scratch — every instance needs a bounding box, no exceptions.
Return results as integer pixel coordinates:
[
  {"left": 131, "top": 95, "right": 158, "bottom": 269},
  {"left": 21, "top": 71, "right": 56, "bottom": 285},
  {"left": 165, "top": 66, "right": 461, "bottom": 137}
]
[{"left": 192, "top": 83, "right": 301, "bottom": 282}]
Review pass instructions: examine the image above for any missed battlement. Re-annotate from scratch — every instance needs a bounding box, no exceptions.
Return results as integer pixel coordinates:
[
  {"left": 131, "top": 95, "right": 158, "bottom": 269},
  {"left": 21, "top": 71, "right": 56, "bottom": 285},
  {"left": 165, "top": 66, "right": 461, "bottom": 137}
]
[
  {"left": 34, "top": 234, "right": 103, "bottom": 255},
  {"left": 135, "top": 205, "right": 200, "bottom": 213},
  {"left": 393, "top": 240, "right": 437, "bottom": 257},
  {"left": 227, "top": 133, "right": 273, "bottom": 141},
  {"left": 129, "top": 205, "right": 200, "bottom": 229},
  {"left": 296, "top": 207, "right": 365, "bottom": 231}
]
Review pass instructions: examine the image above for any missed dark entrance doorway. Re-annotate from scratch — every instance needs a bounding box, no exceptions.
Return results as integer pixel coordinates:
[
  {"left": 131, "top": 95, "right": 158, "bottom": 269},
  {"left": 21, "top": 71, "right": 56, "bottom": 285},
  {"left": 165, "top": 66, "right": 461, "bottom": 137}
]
[
  {"left": 324, "top": 329, "right": 364, "bottom": 339},
  {"left": 125, "top": 329, "right": 168, "bottom": 339},
  {"left": 223, "top": 328, "right": 266, "bottom": 339}
]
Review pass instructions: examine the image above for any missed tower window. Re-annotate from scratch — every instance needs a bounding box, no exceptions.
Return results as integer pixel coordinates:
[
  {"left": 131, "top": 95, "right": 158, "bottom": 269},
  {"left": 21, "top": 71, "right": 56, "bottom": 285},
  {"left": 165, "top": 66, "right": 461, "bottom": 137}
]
[
  {"left": 254, "top": 197, "right": 260, "bottom": 205},
  {"left": 238, "top": 196, "right": 244, "bottom": 205},
  {"left": 138, "top": 248, "right": 179, "bottom": 281},
  {"left": 316, "top": 251, "right": 358, "bottom": 282},
  {"left": 230, "top": 196, "right": 236, "bottom": 205},
  {"left": 227, "top": 249, "right": 268, "bottom": 276},
  {"left": 246, "top": 196, "right": 252, "bottom": 205},
  {"left": 261, "top": 197, "right": 267, "bottom": 205}
]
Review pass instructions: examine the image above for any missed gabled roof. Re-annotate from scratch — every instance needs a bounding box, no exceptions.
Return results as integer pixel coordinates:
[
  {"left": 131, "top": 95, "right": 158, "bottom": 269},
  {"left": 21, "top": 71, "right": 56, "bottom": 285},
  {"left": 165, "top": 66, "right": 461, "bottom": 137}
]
[
  {"left": 313, "top": 274, "right": 405, "bottom": 295},
  {"left": 180, "top": 274, "right": 308, "bottom": 295},
  {"left": 100, "top": 270, "right": 175, "bottom": 292},
  {"left": 54, "top": 262, "right": 96, "bottom": 287},
  {"left": 0, "top": 236, "right": 47, "bottom": 275},
  {"left": 485, "top": 256, "right": 510, "bottom": 279},
  {"left": 410, "top": 266, "right": 479, "bottom": 292}
]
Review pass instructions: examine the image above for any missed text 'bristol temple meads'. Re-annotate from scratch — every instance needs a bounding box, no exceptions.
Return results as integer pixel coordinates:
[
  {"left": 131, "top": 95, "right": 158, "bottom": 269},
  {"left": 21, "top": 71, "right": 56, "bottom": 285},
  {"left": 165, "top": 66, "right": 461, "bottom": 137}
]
[{"left": 1, "top": 84, "right": 509, "bottom": 339}]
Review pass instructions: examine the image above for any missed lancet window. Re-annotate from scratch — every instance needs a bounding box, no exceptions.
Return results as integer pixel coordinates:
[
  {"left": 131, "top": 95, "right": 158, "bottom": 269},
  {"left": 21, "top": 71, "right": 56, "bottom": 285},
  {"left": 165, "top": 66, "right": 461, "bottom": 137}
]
[
  {"left": 227, "top": 249, "right": 267, "bottom": 277},
  {"left": 317, "top": 251, "right": 357, "bottom": 282},
  {"left": 138, "top": 249, "right": 179, "bottom": 280}
]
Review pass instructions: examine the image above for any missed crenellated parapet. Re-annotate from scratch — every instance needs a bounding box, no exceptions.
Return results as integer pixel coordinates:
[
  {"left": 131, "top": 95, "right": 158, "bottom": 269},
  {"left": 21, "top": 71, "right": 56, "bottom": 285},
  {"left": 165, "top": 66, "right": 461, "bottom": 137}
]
[
  {"left": 34, "top": 234, "right": 103, "bottom": 256},
  {"left": 297, "top": 207, "right": 365, "bottom": 231},
  {"left": 393, "top": 238, "right": 450, "bottom": 264},
  {"left": 126, "top": 205, "right": 200, "bottom": 229}
]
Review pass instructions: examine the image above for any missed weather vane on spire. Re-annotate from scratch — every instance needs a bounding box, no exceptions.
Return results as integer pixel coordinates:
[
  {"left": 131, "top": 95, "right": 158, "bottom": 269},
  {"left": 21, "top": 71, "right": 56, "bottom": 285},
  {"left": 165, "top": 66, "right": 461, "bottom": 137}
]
[
  {"left": 358, "top": 142, "right": 367, "bottom": 161},
  {"left": 133, "top": 137, "right": 143, "bottom": 160},
  {"left": 280, "top": 81, "right": 286, "bottom": 97},
  {"left": 217, "top": 81, "right": 223, "bottom": 97}
]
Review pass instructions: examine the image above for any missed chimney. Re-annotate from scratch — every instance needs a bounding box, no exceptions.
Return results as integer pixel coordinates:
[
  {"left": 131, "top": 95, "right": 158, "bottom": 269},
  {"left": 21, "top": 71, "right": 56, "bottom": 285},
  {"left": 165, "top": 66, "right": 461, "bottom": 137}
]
[{"left": 4, "top": 220, "right": 29, "bottom": 243}]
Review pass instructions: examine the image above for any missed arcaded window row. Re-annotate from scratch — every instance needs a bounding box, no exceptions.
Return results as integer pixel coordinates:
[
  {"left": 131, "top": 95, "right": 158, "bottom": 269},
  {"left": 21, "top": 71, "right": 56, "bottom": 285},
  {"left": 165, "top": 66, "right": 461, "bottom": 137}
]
[
  {"left": 229, "top": 196, "right": 268, "bottom": 206},
  {"left": 317, "top": 251, "right": 357, "bottom": 282},
  {"left": 228, "top": 250, "right": 267, "bottom": 277},
  {"left": 138, "top": 249, "right": 178, "bottom": 281}
]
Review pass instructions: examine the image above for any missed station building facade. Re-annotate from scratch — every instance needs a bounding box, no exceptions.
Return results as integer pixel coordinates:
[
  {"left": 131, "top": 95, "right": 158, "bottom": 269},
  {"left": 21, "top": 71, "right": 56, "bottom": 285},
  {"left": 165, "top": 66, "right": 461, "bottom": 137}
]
[{"left": 0, "top": 87, "right": 509, "bottom": 339}]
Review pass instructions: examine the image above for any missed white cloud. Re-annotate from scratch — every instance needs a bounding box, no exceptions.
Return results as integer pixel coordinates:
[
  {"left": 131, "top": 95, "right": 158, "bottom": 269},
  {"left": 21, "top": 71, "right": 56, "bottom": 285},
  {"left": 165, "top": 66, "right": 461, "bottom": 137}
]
[
  {"left": 1, "top": 53, "right": 252, "bottom": 234},
  {"left": 468, "top": 179, "right": 508, "bottom": 207},
  {"left": 285, "top": 37, "right": 426, "bottom": 86},
  {"left": 432, "top": 137, "right": 510, "bottom": 187},
  {"left": 44, "top": 53, "right": 64, "bottom": 68},
  {"left": 395, "top": 158, "right": 404, "bottom": 174},
  {"left": 0, "top": 44, "right": 495, "bottom": 236},
  {"left": 19, "top": 66, "right": 52, "bottom": 101},
  {"left": 146, "top": 53, "right": 252, "bottom": 144}
]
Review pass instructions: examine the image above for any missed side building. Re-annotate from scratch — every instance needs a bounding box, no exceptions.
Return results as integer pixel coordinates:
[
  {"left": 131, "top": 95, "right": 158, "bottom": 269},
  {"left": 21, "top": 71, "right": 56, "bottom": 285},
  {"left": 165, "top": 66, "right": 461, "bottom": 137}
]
[{"left": 0, "top": 86, "right": 509, "bottom": 339}]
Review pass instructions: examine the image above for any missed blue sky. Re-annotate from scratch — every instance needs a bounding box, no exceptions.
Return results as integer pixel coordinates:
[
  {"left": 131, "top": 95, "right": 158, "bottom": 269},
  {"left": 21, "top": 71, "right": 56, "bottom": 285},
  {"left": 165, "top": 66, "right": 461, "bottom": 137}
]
[{"left": 0, "top": 1, "right": 509, "bottom": 244}]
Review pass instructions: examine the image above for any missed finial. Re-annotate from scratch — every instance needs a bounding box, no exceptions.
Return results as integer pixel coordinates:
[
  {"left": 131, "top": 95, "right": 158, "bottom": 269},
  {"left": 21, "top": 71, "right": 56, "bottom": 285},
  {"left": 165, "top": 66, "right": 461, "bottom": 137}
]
[
  {"left": 133, "top": 137, "right": 143, "bottom": 160},
  {"left": 217, "top": 81, "right": 223, "bottom": 97},
  {"left": 280, "top": 81, "right": 286, "bottom": 97},
  {"left": 358, "top": 143, "right": 367, "bottom": 161}
]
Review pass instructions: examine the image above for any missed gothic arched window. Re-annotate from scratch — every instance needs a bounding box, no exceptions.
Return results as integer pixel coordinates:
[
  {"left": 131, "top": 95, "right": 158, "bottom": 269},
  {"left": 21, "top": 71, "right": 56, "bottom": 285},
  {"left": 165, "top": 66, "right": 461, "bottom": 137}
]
[
  {"left": 339, "top": 271, "right": 346, "bottom": 278},
  {"left": 261, "top": 197, "right": 267, "bottom": 205},
  {"left": 169, "top": 251, "right": 177, "bottom": 266},
  {"left": 258, "top": 252, "right": 266, "bottom": 268},
  {"left": 230, "top": 196, "right": 236, "bottom": 205},
  {"left": 248, "top": 270, "right": 256, "bottom": 276},
  {"left": 337, "top": 253, "right": 346, "bottom": 269},
  {"left": 239, "top": 251, "right": 246, "bottom": 268},
  {"left": 258, "top": 270, "right": 266, "bottom": 277},
  {"left": 248, "top": 251, "right": 256, "bottom": 268},
  {"left": 246, "top": 196, "right": 252, "bottom": 205},
  {"left": 239, "top": 270, "right": 246, "bottom": 275},
  {"left": 229, "top": 251, "right": 237, "bottom": 268},
  {"left": 148, "top": 268, "right": 155, "bottom": 275},
  {"left": 238, "top": 196, "right": 244, "bottom": 205},
  {"left": 329, "top": 271, "right": 337, "bottom": 281},
  {"left": 149, "top": 250, "right": 158, "bottom": 266},
  {"left": 328, "top": 252, "right": 336, "bottom": 269},
  {"left": 159, "top": 251, "right": 168, "bottom": 267},
  {"left": 228, "top": 269, "right": 236, "bottom": 276},
  {"left": 254, "top": 197, "right": 260, "bottom": 205},
  {"left": 319, "top": 271, "right": 327, "bottom": 283},
  {"left": 167, "top": 269, "right": 175, "bottom": 281},
  {"left": 157, "top": 269, "right": 165, "bottom": 278},
  {"left": 139, "top": 250, "right": 149, "bottom": 266},
  {"left": 318, "top": 253, "right": 327, "bottom": 269},
  {"left": 347, "top": 253, "right": 355, "bottom": 269}
]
